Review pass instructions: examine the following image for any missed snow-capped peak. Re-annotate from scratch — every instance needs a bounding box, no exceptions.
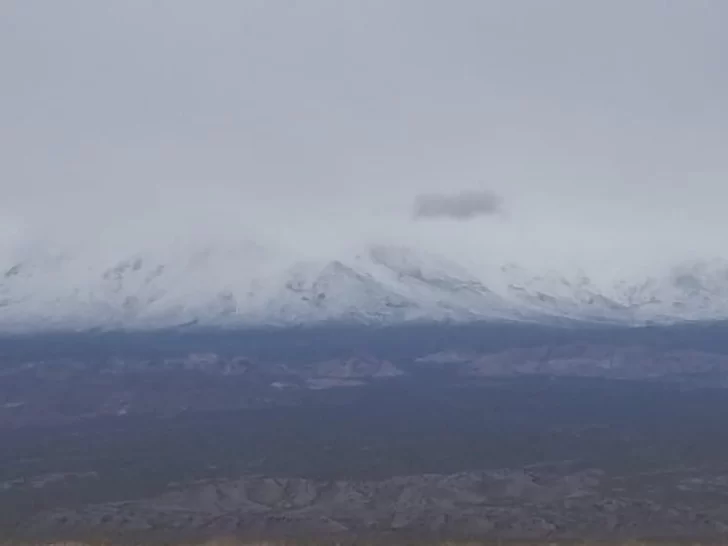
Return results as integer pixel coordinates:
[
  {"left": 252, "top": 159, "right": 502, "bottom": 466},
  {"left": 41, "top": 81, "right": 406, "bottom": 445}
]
[{"left": 2, "top": 242, "right": 728, "bottom": 332}]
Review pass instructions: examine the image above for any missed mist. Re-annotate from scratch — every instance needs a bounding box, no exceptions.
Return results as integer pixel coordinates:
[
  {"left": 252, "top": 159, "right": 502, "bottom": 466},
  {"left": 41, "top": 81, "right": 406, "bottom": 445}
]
[{"left": 2, "top": 1, "right": 728, "bottom": 274}]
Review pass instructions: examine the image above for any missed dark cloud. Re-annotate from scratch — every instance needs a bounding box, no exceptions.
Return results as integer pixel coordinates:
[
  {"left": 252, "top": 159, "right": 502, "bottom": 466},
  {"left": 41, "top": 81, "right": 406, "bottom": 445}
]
[{"left": 413, "top": 190, "right": 503, "bottom": 221}]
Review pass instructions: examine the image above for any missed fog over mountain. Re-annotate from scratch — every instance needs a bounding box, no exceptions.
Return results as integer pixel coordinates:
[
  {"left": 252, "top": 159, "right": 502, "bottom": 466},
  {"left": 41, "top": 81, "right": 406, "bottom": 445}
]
[
  {"left": 2, "top": 1, "right": 728, "bottom": 327},
  {"left": 10, "top": 8, "right": 728, "bottom": 542}
]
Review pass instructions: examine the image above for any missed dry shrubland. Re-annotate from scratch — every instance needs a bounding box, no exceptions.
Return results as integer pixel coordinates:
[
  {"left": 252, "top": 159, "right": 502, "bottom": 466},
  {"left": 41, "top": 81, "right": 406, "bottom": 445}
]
[{"left": 2, "top": 539, "right": 725, "bottom": 546}]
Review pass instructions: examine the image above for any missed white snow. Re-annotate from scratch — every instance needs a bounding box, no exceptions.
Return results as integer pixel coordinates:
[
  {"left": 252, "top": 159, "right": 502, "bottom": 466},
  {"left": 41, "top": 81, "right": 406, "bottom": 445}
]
[{"left": 2, "top": 242, "right": 728, "bottom": 332}]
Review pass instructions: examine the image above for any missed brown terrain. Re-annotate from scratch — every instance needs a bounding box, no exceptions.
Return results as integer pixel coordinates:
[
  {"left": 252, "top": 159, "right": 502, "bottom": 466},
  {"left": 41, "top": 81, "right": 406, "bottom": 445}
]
[
  {"left": 3, "top": 344, "right": 728, "bottom": 428},
  {"left": 22, "top": 465, "right": 728, "bottom": 541},
  {"left": 4, "top": 342, "right": 728, "bottom": 542}
]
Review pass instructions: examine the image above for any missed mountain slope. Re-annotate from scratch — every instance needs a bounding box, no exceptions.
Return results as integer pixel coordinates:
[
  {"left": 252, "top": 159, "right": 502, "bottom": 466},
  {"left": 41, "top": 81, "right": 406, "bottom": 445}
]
[{"left": 2, "top": 244, "right": 728, "bottom": 331}]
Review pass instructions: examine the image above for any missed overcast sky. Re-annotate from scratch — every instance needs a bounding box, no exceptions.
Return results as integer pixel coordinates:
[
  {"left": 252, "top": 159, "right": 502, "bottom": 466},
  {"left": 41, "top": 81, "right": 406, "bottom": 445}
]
[{"left": 2, "top": 1, "right": 727, "bottom": 274}]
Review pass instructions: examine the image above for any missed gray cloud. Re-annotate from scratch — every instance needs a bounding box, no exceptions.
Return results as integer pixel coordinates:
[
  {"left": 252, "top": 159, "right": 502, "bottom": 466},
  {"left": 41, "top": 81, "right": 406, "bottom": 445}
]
[{"left": 413, "top": 190, "right": 503, "bottom": 221}]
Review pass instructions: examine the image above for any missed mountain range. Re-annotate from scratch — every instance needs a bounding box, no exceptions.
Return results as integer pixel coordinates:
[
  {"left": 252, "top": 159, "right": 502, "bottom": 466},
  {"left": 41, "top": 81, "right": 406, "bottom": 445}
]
[{"left": 1, "top": 242, "right": 728, "bottom": 332}]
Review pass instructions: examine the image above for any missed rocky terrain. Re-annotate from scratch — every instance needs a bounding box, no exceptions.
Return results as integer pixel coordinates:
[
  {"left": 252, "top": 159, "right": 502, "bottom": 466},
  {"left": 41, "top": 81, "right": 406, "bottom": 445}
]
[
  {"left": 0, "top": 353, "right": 406, "bottom": 427},
  {"left": 422, "top": 345, "right": 728, "bottom": 384},
  {"left": 5, "top": 328, "right": 728, "bottom": 542},
  {"left": 6, "top": 366, "right": 728, "bottom": 541},
  {"left": 22, "top": 464, "right": 728, "bottom": 541},
  {"left": 5, "top": 341, "right": 728, "bottom": 428}
]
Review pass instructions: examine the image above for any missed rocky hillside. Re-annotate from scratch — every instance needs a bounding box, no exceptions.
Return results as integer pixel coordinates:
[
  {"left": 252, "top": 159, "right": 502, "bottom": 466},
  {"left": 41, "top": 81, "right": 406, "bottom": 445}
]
[{"left": 24, "top": 465, "right": 728, "bottom": 540}]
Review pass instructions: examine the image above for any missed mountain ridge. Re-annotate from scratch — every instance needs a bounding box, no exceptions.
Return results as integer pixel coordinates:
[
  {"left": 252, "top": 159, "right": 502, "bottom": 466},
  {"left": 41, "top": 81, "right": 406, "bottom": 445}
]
[{"left": 2, "top": 243, "right": 728, "bottom": 332}]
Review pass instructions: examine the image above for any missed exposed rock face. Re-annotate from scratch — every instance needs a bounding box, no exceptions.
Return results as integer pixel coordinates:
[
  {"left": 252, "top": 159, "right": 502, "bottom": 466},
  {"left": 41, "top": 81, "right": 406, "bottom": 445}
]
[
  {"left": 304, "top": 378, "right": 366, "bottom": 390},
  {"left": 1, "top": 472, "right": 98, "bottom": 492},
  {"left": 24, "top": 466, "right": 728, "bottom": 540},
  {"left": 157, "top": 354, "right": 254, "bottom": 375},
  {"left": 7, "top": 343, "right": 728, "bottom": 428},
  {"left": 0, "top": 353, "right": 405, "bottom": 426},
  {"left": 414, "top": 345, "right": 728, "bottom": 381},
  {"left": 310, "top": 357, "right": 404, "bottom": 380},
  {"left": 415, "top": 351, "right": 477, "bottom": 364}
]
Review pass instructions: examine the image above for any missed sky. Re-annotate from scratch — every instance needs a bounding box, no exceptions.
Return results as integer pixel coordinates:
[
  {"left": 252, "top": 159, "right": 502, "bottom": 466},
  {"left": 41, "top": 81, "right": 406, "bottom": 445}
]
[{"left": 2, "top": 1, "right": 728, "bottom": 275}]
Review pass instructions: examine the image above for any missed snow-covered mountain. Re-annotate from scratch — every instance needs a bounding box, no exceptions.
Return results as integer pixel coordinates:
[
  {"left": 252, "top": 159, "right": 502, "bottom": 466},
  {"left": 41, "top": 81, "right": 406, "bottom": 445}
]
[{"left": 2, "top": 242, "right": 728, "bottom": 332}]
